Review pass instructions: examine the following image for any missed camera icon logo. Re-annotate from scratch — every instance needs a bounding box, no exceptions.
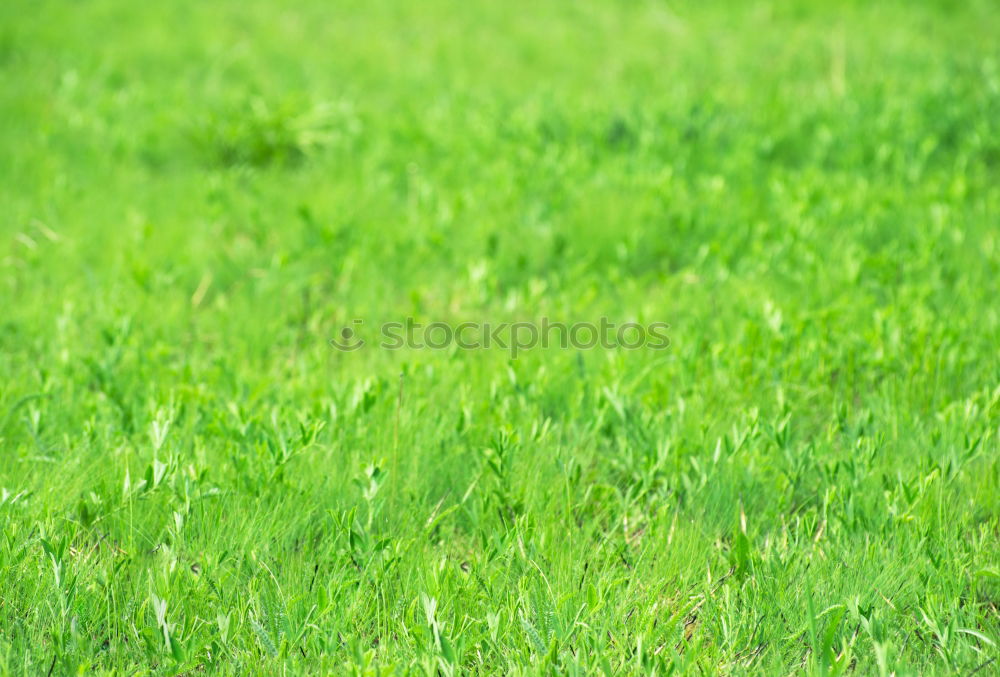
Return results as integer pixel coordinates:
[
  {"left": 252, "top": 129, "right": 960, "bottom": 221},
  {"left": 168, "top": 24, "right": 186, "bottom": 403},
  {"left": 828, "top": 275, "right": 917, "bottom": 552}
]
[{"left": 329, "top": 319, "right": 365, "bottom": 351}]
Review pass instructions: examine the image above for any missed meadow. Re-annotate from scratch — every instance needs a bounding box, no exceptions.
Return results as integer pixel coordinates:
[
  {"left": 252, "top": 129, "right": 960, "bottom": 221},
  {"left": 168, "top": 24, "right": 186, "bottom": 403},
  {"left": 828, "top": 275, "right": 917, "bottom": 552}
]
[{"left": 1, "top": 0, "right": 999, "bottom": 674}]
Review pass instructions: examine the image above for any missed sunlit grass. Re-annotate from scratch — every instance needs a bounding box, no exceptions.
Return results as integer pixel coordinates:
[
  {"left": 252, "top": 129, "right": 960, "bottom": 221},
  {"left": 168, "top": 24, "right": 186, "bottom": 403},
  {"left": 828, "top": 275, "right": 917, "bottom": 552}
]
[{"left": 0, "top": 0, "right": 998, "bottom": 674}]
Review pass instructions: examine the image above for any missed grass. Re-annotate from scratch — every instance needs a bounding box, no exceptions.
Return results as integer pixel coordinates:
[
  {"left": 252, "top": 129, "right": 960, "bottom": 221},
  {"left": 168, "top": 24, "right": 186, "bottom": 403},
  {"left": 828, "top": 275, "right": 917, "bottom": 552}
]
[{"left": 1, "top": 0, "right": 999, "bottom": 674}]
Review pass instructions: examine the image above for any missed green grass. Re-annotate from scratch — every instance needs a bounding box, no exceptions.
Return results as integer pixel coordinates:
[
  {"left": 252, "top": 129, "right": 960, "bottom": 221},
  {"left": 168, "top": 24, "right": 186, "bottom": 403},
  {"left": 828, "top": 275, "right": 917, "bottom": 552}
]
[{"left": 2, "top": 0, "right": 999, "bottom": 674}]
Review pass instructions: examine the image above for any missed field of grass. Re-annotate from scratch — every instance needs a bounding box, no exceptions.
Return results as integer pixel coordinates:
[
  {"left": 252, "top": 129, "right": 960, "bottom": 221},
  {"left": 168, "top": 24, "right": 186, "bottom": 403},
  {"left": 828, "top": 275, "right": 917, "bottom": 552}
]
[{"left": 2, "top": 0, "right": 999, "bottom": 674}]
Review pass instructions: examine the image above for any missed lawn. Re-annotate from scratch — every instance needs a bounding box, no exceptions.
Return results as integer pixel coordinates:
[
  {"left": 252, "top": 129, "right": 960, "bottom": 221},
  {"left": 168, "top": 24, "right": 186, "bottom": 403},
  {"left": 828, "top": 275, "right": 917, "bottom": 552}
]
[{"left": 1, "top": 0, "right": 999, "bottom": 674}]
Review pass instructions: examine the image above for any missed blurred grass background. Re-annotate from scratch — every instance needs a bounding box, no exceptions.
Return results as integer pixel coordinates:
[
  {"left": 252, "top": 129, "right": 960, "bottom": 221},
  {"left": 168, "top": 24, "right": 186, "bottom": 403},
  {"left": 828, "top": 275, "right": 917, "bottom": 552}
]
[{"left": 1, "top": 0, "right": 998, "bottom": 674}]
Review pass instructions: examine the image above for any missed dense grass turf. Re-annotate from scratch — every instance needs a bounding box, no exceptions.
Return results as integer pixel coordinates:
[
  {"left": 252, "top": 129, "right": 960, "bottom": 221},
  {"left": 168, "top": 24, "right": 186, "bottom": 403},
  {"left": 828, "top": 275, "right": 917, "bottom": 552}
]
[{"left": 2, "top": 0, "right": 999, "bottom": 673}]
